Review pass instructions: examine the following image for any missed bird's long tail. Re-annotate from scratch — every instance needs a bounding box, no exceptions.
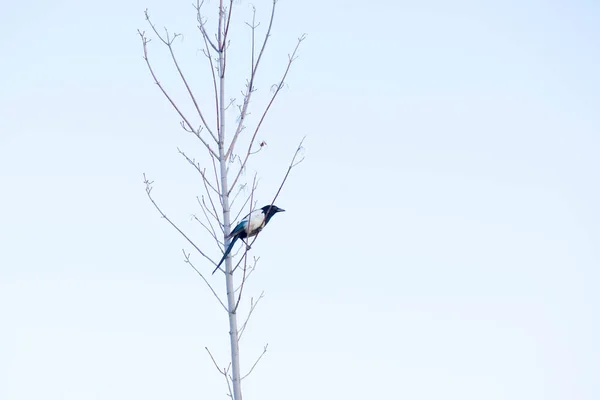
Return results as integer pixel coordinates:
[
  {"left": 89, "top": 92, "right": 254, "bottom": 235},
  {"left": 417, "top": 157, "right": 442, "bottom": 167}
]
[{"left": 212, "top": 237, "right": 238, "bottom": 274}]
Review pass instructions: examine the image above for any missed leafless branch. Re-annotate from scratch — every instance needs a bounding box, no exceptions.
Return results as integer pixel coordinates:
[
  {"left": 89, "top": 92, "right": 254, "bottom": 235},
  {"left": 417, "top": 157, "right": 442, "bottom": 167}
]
[
  {"left": 183, "top": 251, "right": 228, "bottom": 312},
  {"left": 195, "top": 1, "right": 219, "bottom": 52},
  {"left": 195, "top": 0, "right": 221, "bottom": 140},
  {"left": 201, "top": 174, "right": 223, "bottom": 227},
  {"left": 222, "top": 0, "right": 235, "bottom": 44},
  {"left": 197, "top": 200, "right": 221, "bottom": 237},
  {"left": 210, "top": 155, "right": 222, "bottom": 200},
  {"left": 241, "top": 344, "right": 268, "bottom": 380},
  {"left": 198, "top": 197, "right": 223, "bottom": 237},
  {"left": 196, "top": 195, "right": 222, "bottom": 227},
  {"left": 144, "top": 174, "right": 216, "bottom": 266},
  {"left": 233, "top": 250, "right": 249, "bottom": 313},
  {"left": 191, "top": 214, "right": 222, "bottom": 246},
  {"left": 225, "top": 366, "right": 234, "bottom": 399},
  {"left": 228, "top": 34, "right": 306, "bottom": 194},
  {"left": 139, "top": 22, "right": 218, "bottom": 159},
  {"left": 271, "top": 136, "right": 306, "bottom": 205},
  {"left": 238, "top": 292, "right": 265, "bottom": 341},
  {"left": 145, "top": 10, "right": 218, "bottom": 143},
  {"left": 178, "top": 148, "right": 221, "bottom": 196},
  {"left": 229, "top": 183, "right": 247, "bottom": 209},
  {"left": 231, "top": 177, "right": 259, "bottom": 223},
  {"left": 235, "top": 256, "right": 259, "bottom": 293},
  {"left": 225, "top": 0, "right": 278, "bottom": 161},
  {"left": 233, "top": 174, "right": 256, "bottom": 312},
  {"left": 242, "top": 136, "right": 306, "bottom": 254},
  {"left": 205, "top": 346, "right": 225, "bottom": 374}
]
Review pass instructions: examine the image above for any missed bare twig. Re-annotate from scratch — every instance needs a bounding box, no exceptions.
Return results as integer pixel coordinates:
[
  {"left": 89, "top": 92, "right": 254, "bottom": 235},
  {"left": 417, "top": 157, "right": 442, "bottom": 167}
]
[
  {"left": 231, "top": 178, "right": 259, "bottom": 224},
  {"left": 201, "top": 174, "right": 223, "bottom": 227},
  {"left": 195, "top": 0, "right": 221, "bottom": 140},
  {"left": 197, "top": 195, "right": 222, "bottom": 227},
  {"left": 191, "top": 214, "right": 222, "bottom": 246},
  {"left": 235, "top": 256, "right": 259, "bottom": 293},
  {"left": 233, "top": 175, "right": 257, "bottom": 312},
  {"left": 243, "top": 136, "right": 306, "bottom": 253},
  {"left": 138, "top": 27, "right": 218, "bottom": 159},
  {"left": 198, "top": 199, "right": 223, "bottom": 239},
  {"left": 229, "top": 183, "right": 247, "bottom": 209},
  {"left": 178, "top": 148, "right": 221, "bottom": 196},
  {"left": 238, "top": 292, "right": 265, "bottom": 341},
  {"left": 228, "top": 34, "right": 306, "bottom": 194},
  {"left": 241, "top": 344, "right": 268, "bottom": 380},
  {"left": 184, "top": 251, "right": 228, "bottom": 312},
  {"left": 222, "top": 0, "right": 235, "bottom": 44},
  {"left": 270, "top": 136, "right": 306, "bottom": 205},
  {"left": 144, "top": 174, "right": 216, "bottom": 267},
  {"left": 224, "top": 363, "right": 233, "bottom": 399},
  {"left": 225, "top": 0, "right": 278, "bottom": 161},
  {"left": 205, "top": 346, "right": 225, "bottom": 374},
  {"left": 144, "top": 10, "right": 218, "bottom": 143},
  {"left": 195, "top": 1, "right": 219, "bottom": 52}
]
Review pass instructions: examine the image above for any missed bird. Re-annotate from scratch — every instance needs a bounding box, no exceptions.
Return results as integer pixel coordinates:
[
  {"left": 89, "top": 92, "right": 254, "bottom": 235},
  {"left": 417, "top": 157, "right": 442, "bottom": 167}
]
[{"left": 212, "top": 205, "right": 285, "bottom": 274}]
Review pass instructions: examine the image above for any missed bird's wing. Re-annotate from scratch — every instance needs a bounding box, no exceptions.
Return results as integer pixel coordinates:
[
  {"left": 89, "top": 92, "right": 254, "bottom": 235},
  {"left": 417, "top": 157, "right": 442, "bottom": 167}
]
[{"left": 229, "top": 219, "right": 247, "bottom": 238}]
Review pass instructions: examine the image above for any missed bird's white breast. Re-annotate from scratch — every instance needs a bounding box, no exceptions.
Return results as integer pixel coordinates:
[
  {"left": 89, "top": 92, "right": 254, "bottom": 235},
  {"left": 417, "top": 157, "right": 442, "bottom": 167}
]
[{"left": 245, "top": 210, "right": 266, "bottom": 234}]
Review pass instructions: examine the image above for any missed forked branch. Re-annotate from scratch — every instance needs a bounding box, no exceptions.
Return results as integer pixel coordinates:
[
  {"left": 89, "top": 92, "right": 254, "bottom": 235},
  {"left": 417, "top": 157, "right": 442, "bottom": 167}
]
[
  {"left": 138, "top": 29, "right": 218, "bottom": 159},
  {"left": 241, "top": 344, "right": 268, "bottom": 380},
  {"left": 228, "top": 34, "right": 307, "bottom": 194},
  {"left": 144, "top": 174, "right": 216, "bottom": 266},
  {"left": 225, "top": 1, "right": 278, "bottom": 160}
]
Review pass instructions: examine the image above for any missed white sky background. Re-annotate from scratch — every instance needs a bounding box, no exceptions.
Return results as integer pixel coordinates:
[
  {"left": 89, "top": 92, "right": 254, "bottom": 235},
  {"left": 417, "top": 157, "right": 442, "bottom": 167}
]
[{"left": 1, "top": 0, "right": 599, "bottom": 399}]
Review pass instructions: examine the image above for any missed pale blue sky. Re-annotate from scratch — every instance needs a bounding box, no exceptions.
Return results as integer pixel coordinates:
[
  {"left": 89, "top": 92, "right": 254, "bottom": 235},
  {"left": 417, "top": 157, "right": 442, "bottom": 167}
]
[{"left": 1, "top": 0, "right": 599, "bottom": 399}]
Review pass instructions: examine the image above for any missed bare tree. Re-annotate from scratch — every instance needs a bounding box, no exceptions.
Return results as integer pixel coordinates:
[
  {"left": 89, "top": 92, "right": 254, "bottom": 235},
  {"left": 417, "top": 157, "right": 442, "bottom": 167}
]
[{"left": 138, "top": 1, "right": 305, "bottom": 399}]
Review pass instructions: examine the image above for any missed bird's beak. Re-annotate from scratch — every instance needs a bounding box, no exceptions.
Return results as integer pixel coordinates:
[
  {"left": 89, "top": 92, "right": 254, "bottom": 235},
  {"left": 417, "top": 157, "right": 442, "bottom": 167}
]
[{"left": 278, "top": 208, "right": 285, "bottom": 212}]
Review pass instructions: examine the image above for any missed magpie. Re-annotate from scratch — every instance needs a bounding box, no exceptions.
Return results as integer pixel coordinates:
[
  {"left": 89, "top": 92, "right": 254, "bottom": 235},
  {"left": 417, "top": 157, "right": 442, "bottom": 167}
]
[{"left": 212, "top": 205, "right": 285, "bottom": 274}]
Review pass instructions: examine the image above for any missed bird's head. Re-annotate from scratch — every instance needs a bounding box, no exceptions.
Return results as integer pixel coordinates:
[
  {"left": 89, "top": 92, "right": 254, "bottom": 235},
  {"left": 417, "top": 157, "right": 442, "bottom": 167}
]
[
  {"left": 261, "top": 204, "right": 285, "bottom": 216},
  {"left": 261, "top": 205, "right": 285, "bottom": 226}
]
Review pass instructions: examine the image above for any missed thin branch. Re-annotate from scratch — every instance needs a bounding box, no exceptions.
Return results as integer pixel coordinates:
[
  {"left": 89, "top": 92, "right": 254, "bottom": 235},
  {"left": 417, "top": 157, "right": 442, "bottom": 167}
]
[
  {"left": 139, "top": 23, "right": 218, "bottom": 159},
  {"left": 271, "top": 136, "right": 306, "bottom": 205},
  {"left": 195, "top": 0, "right": 221, "bottom": 140},
  {"left": 228, "top": 34, "right": 306, "bottom": 194},
  {"left": 183, "top": 251, "right": 228, "bottom": 312},
  {"left": 230, "top": 243, "right": 249, "bottom": 275},
  {"left": 229, "top": 183, "right": 247, "bottom": 210},
  {"left": 201, "top": 171, "right": 223, "bottom": 227},
  {"left": 178, "top": 148, "right": 221, "bottom": 196},
  {"left": 197, "top": 200, "right": 221, "bottom": 237},
  {"left": 195, "top": 0, "right": 219, "bottom": 52},
  {"left": 241, "top": 344, "right": 268, "bottom": 380},
  {"left": 144, "top": 10, "right": 217, "bottom": 143},
  {"left": 231, "top": 177, "right": 259, "bottom": 223},
  {"left": 198, "top": 197, "right": 223, "bottom": 236},
  {"left": 242, "top": 136, "right": 306, "bottom": 254},
  {"left": 233, "top": 250, "right": 249, "bottom": 313},
  {"left": 225, "top": 0, "right": 278, "bottom": 160},
  {"left": 222, "top": 0, "right": 235, "bottom": 43},
  {"left": 143, "top": 174, "right": 217, "bottom": 267},
  {"left": 191, "top": 214, "right": 222, "bottom": 246},
  {"left": 238, "top": 292, "right": 265, "bottom": 341},
  {"left": 205, "top": 347, "right": 225, "bottom": 374},
  {"left": 210, "top": 154, "right": 222, "bottom": 201},
  {"left": 235, "top": 256, "right": 259, "bottom": 293},
  {"left": 197, "top": 195, "right": 222, "bottom": 226},
  {"left": 233, "top": 174, "right": 257, "bottom": 313},
  {"left": 225, "top": 363, "right": 233, "bottom": 399}
]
